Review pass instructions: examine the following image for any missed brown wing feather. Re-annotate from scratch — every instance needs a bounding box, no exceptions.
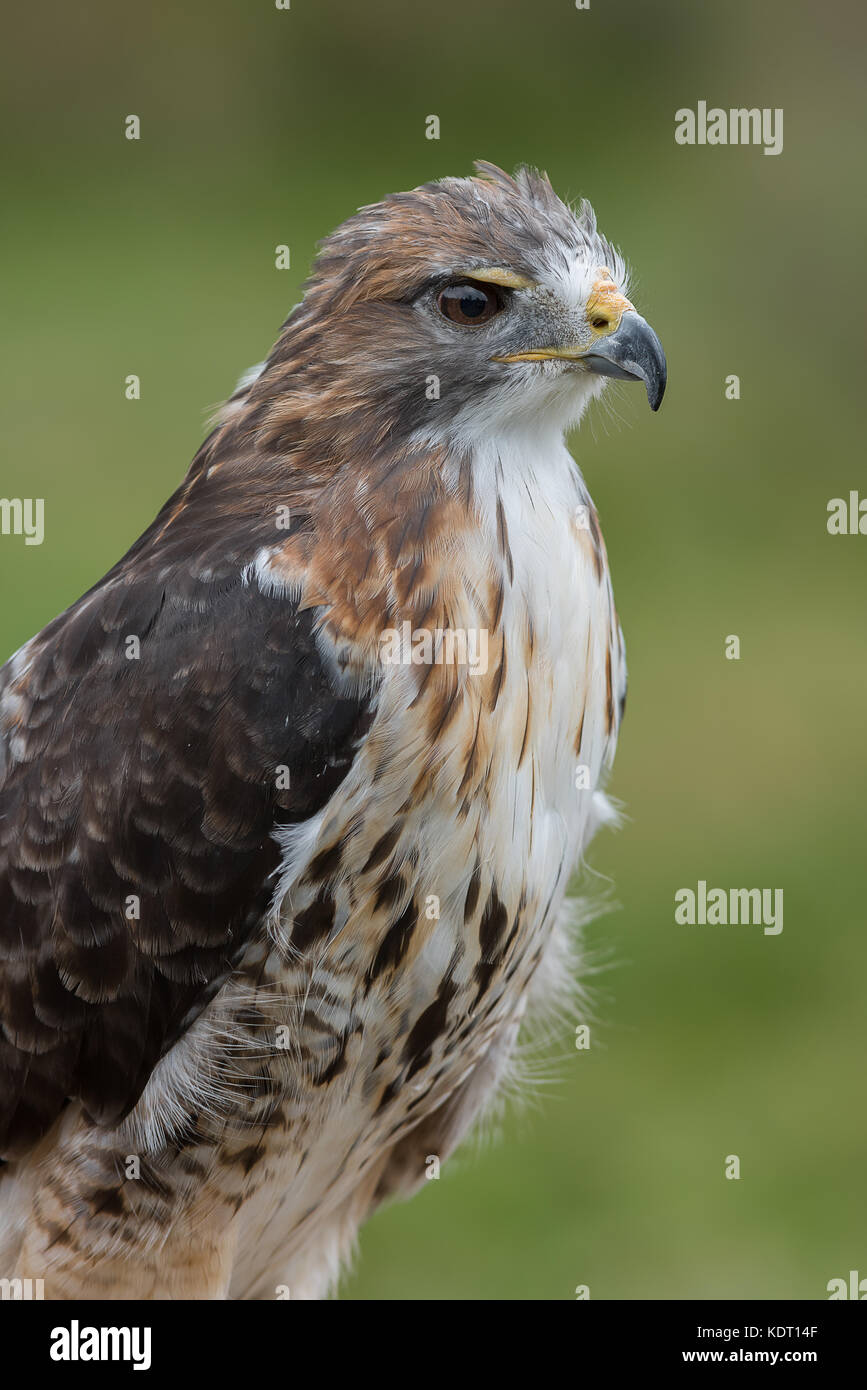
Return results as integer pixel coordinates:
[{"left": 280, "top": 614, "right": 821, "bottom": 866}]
[{"left": 0, "top": 533, "right": 372, "bottom": 1159}]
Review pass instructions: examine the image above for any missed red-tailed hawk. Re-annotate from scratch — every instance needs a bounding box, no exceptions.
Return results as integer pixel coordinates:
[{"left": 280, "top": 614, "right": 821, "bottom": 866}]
[{"left": 0, "top": 163, "right": 665, "bottom": 1299}]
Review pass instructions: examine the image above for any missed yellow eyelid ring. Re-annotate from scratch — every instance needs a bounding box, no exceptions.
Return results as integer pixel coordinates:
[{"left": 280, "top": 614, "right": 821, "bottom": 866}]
[{"left": 462, "top": 267, "right": 537, "bottom": 290}]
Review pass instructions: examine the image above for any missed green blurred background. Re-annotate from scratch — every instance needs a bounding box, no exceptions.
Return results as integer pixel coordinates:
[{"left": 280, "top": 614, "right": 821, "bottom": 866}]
[{"left": 2, "top": 0, "right": 865, "bottom": 1299}]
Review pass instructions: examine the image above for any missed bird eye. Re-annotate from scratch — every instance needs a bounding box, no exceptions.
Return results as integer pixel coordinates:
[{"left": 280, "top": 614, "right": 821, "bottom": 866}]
[{"left": 437, "top": 282, "right": 502, "bottom": 326}]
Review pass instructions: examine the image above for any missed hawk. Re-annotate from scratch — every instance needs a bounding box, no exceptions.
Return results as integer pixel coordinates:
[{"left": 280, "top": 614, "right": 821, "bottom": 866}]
[{"left": 0, "top": 163, "right": 665, "bottom": 1299}]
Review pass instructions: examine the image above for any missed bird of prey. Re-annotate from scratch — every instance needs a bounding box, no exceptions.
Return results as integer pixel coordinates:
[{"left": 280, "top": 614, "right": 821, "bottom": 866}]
[{"left": 0, "top": 162, "right": 665, "bottom": 1299}]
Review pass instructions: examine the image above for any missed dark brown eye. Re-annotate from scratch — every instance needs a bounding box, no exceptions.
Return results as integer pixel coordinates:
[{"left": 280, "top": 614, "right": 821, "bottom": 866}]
[{"left": 437, "top": 282, "right": 502, "bottom": 326}]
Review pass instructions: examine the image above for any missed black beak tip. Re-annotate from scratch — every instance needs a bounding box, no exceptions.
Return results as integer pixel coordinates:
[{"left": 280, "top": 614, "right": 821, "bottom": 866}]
[
  {"left": 648, "top": 378, "right": 665, "bottom": 412},
  {"left": 647, "top": 356, "right": 667, "bottom": 412}
]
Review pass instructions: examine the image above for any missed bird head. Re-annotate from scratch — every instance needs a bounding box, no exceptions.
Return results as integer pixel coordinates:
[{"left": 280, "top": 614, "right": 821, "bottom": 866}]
[{"left": 254, "top": 162, "right": 665, "bottom": 458}]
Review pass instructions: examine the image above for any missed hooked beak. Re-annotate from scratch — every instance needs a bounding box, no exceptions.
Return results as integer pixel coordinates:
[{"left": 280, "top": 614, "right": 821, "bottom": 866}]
[
  {"left": 493, "top": 309, "right": 667, "bottom": 412},
  {"left": 579, "top": 310, "right": 667, "bottom": 412}
]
